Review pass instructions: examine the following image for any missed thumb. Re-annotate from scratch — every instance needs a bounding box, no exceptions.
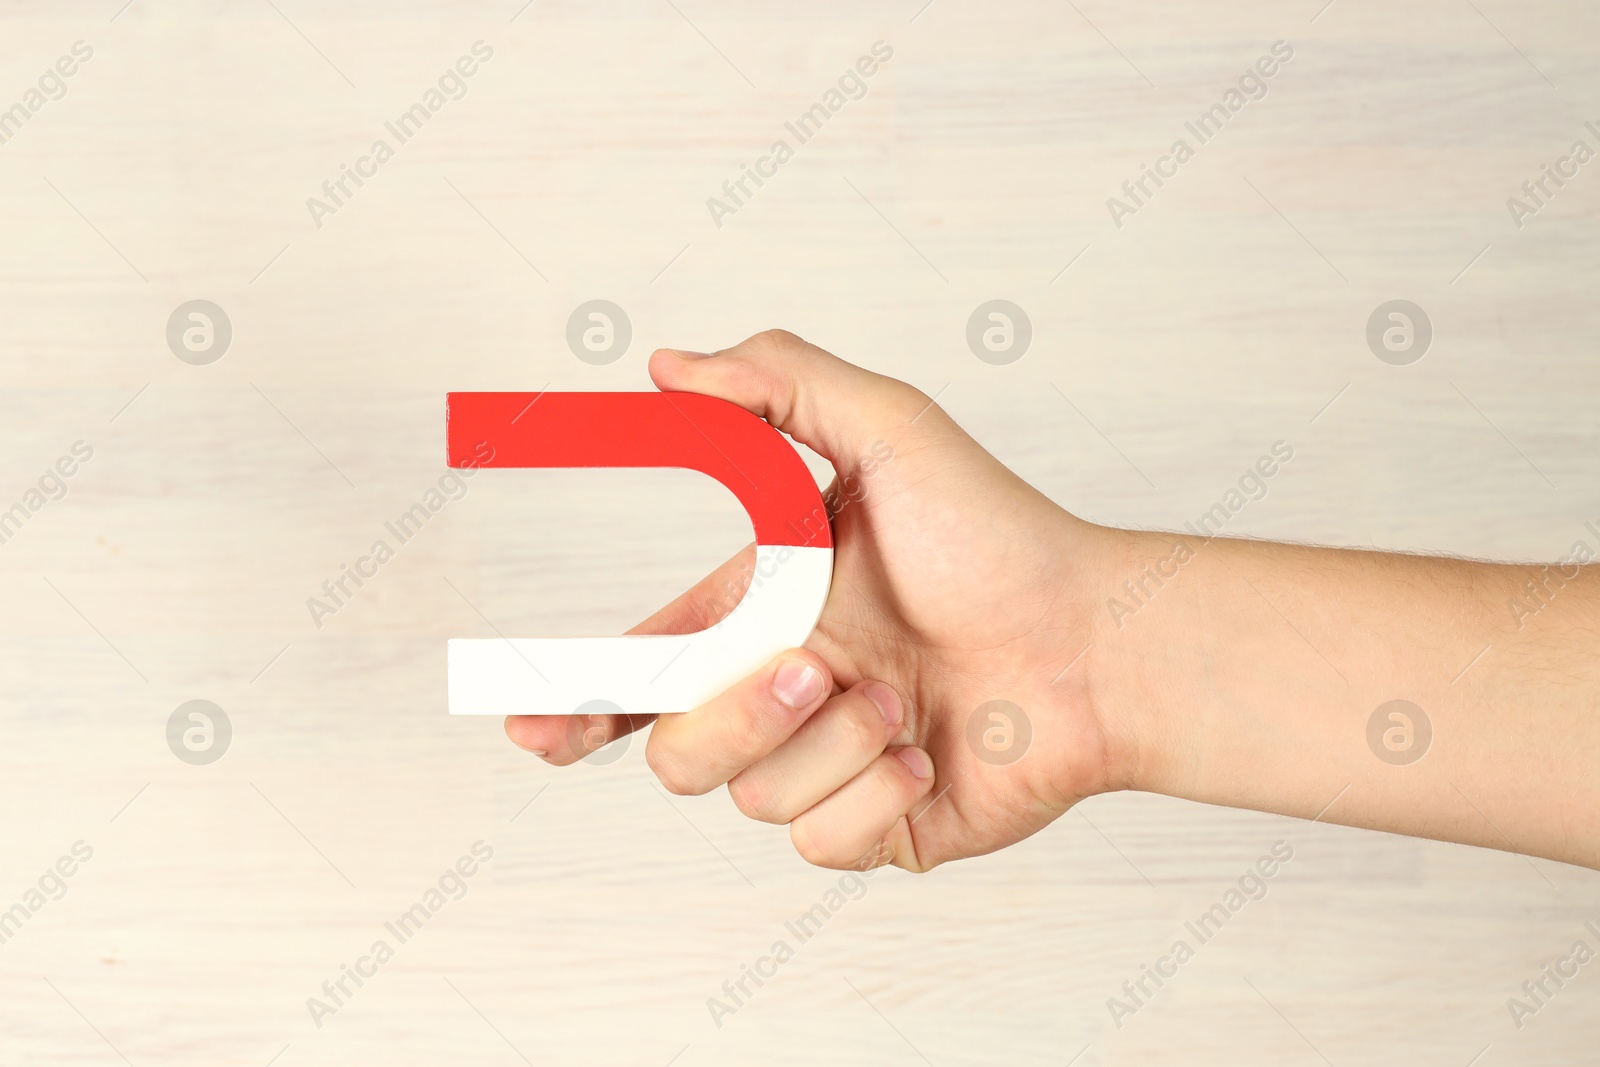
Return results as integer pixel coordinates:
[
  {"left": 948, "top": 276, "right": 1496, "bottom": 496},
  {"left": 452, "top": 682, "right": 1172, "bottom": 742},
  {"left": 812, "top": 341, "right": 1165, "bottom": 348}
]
[{"left": 647, "top": 329, "right": 927, "bottom": 468}]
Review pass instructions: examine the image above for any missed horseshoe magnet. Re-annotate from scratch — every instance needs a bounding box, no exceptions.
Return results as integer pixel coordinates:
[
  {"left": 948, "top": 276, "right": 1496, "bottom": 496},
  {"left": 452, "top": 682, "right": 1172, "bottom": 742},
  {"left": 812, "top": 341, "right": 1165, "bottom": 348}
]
[{"left": 445, "top": 391, "right": 834, "bottom": 716}]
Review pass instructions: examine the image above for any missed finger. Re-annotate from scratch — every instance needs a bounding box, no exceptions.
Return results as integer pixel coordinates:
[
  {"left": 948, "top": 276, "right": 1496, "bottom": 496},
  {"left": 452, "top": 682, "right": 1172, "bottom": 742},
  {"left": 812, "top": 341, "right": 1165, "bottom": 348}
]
[
  {"left": 789, "top": 748, "right": 936, "bottom": 870},
  {"left": 647, "top": 329, "right": 930, "bottom": 469},
  {"left": 504, "top": 542, "right": 757, "bottom": 764},
  {"left": 646, "top": 650, "right": 832, "bottom": 795},
  {"left": 852, "top": 808, "right": 935, "bottom": 875},
  {"left": 727, "top": 681, "right": 902, "bottom": 824}
]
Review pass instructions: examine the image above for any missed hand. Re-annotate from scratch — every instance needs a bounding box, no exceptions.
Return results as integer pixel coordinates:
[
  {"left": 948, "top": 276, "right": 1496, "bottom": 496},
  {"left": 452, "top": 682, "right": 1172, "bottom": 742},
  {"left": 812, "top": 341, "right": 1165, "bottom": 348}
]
[{"left": 505, "top": 330, "right": 1135, "bottom": 872}]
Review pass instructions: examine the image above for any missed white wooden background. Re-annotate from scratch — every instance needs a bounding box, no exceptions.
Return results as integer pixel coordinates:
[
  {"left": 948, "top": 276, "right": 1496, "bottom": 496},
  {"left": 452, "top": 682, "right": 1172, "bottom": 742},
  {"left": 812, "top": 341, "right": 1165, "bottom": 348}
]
[{"left": 2, "top": 1, "right": 1598, "bottom": 1064}]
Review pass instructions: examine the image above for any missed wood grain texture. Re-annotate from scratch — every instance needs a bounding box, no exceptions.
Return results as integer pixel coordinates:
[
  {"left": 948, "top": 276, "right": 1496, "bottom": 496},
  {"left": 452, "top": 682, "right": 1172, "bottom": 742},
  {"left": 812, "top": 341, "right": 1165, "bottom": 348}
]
[{"left": 1, "top": 1, "right": 1597, "bottom": 1063}]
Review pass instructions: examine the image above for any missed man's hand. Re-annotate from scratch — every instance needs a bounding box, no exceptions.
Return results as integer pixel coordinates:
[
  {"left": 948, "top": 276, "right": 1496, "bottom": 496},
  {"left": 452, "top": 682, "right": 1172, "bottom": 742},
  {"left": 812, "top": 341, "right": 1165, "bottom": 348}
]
[
  {"left": 505, "top": 329, "right": 1600, "bottom": 873},
  {"left": 503, "top": 329, "right": 1127, "bottom": 872}
]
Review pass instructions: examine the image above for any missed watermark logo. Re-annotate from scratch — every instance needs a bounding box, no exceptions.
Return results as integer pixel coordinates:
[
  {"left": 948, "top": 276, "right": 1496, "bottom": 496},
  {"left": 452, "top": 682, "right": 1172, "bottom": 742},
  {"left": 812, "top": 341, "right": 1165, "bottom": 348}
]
[
  {"left": 1107, "top": 41, "right": 1294, "bottom": 228},
  {"left": 1506, "top": 920, "right": 1600, "bottom": 1030},
  {"left": 966, "top": 300, "right": 1032, "bottom": 365},
  {"left": 1108, "top": 441, "right": 1294, "bottom": 629},
  {"left": 306, "top": 841, "right": 494, "bottom": 1028},
  {"left": 707, "top": 848, "right": 891, "bottom": 1029},
  {"left": 965, "top": 699, "right": 1031, "bottom": 766},
  {"left": 306, "top": 42, "right": 495, "bottom": 229},
  {"left": 1507, "top": 519, "right": 1599, "bottom": 628},
  {"left": 0, "top": 40, "right": 94, "bottom": 148},
  {"left": 0, "top": 440, "right": 93, "bottom": 547},
  {"left": 1507, "top": 122, "right": 1600, "bottom": 230},
  {"left": 167, "top": 700, "right": 231, "bottom": 765},
  {"left": 1107, "top": 841, "right": 1294, "bottom": 1028},
  {"left": 166, "top": 300, "right": 232, "bottom": 365},
  {"left": 0, "top": 840, "right": 94, "bottom": 947},
  {"left": 567, "top": 699, "right": 631, "bottom": 765},
  {"left": 565, "top": 299, "right": 631, "bottom": 365},
  {"left": 1366, "top": 699, "right": 1430, "bottom": 765},
  {"left": 307, "top": 446, "right": 493, "bottom": 629},
  {"left": 1365, "top": 300, "right": 1431, "bottom": 365},
  {"left": 705, "top": 41, "right": 894, "bottom": 228}
]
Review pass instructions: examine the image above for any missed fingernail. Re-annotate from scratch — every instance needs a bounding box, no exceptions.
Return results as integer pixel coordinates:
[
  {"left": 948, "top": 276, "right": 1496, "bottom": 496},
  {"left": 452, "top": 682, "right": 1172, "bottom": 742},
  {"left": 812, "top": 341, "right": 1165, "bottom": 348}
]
[
  {"left": 772, "top": 660, "right": 825, "bottom": 709},
  {"left": 674, "top": 349, "right": 715, "bottom": 359},
  {"left": 863, "top": 682, "right": 902, "bottom": 728},
  {"left": 529, "top": 749, "right": 548, "bottom": 758},
  {"left": 895, "top": 748, "right": 934, "bottom": 780}
]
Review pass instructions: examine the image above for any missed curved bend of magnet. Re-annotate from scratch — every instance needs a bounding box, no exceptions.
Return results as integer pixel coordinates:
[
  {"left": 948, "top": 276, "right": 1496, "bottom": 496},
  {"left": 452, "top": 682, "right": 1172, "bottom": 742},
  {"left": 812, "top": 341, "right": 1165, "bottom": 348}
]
[{"left": 445, "top": 391, "right": 834, "bottom": 716}]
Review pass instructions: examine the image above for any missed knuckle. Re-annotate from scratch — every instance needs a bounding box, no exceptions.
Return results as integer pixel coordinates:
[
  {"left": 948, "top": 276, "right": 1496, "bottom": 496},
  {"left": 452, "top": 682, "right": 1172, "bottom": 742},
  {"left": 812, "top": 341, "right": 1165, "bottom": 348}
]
[
  {"left": 646, "top": 743, "right": 697, "bottom": 796},
  {"left": 890, "top": 381, "right": 935, "bottom": 418},
  {"left": 720, "top": 702, "right": 771, "bottom": 759},
  {"left": 753, "top": 327, "right": 803, "bottom": 351},
  {"left": 726, "top": 774, "right": 778, "bottom": 823},
  {"left": 833, "top": 695, "right": 883, "bottom": 755},
  {"left": 789, "top": 821, "right": 833, "bottom": 869},
  {"left": 726, "top": 361, "right": 772, "bottom": 410}
]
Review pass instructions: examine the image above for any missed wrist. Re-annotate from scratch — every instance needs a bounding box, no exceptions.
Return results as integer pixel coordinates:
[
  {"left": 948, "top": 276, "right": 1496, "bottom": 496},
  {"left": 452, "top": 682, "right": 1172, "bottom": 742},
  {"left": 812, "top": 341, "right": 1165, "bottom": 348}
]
[{"left": 1078, "top": 524, "right": 1191, "bottom": 798}]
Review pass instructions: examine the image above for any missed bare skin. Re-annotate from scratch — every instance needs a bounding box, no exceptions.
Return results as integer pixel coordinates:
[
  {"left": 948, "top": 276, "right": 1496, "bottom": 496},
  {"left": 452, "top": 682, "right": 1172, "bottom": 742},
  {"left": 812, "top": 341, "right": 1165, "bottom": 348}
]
[{"left": 505, "top": 330, "right": 1600, "bottom": 873}]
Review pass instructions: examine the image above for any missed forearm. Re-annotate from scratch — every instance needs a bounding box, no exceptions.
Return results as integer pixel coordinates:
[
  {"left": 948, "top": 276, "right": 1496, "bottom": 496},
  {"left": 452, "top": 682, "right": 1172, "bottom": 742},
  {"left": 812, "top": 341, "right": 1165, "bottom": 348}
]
[{"left": 1089, "top": 527, "right": 1600, "bottom": 868}]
